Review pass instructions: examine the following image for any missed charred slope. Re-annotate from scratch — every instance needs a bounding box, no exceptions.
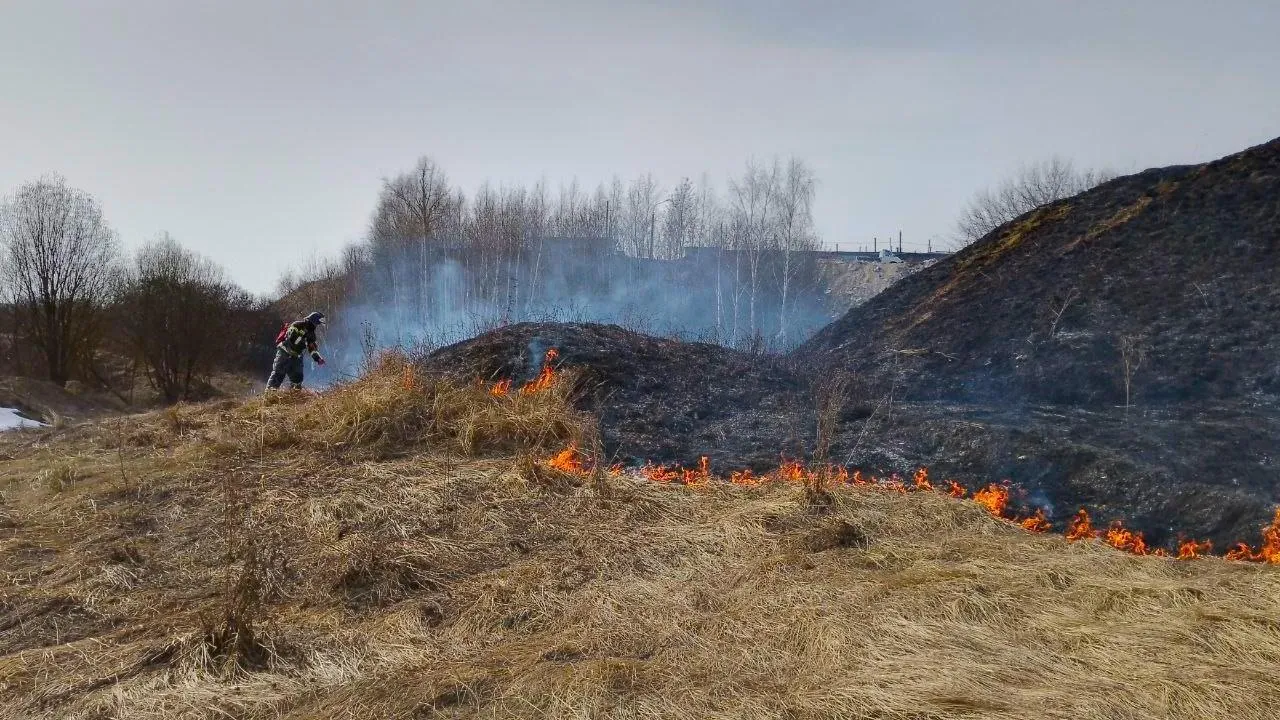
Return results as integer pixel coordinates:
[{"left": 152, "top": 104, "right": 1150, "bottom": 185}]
[
  {"left": 798, "top": 137, "right": 1280, "bottom": 408},
  {"left": 419, "top": 317, "right": 1279, "bottom": 548},
  {"left": 795, "top": 137, "right": 1280, "bottom": 548},
  {"left": 421, "top": 322, "right": 813, "bottom": 468}
]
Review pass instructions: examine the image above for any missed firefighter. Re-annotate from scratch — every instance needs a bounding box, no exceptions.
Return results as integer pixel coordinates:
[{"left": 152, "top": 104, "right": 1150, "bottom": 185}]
[{"left": 266, "top": 311, "right": 327, "bottom": 390}]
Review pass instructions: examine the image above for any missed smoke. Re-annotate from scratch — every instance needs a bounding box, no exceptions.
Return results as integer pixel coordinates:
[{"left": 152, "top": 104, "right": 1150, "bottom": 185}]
[{"left": 309, "top": 240, "right": 840, "bottom": 384}]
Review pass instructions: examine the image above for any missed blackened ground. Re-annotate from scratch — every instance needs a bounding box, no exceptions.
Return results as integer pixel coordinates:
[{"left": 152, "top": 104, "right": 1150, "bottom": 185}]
[
  {"left": 785, "top": 136, "right": 1280, "bottom": 549},
  {"left": 421, "top": 322, "right": 1279, "bottom": 550},
  {"left": 834, "top": 401, "right": 1280, "bottom": 549},
  {"left": 421, "top": 322, "right": 814, "bottom": 470},
  {"left": 797, "top": 137, "right": 1280, "bottom": 409},
  {"left": 419, "top": 139, "right": 1280, "bottom": 553}
]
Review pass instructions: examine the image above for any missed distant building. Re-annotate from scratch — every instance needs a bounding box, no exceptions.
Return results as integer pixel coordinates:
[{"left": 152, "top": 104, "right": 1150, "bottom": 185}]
[{"left": 680, "top": 246, "right": 947, "bottom": 266}]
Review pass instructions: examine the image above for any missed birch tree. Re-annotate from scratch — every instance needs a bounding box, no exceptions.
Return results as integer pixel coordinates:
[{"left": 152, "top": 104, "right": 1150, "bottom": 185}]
[
  {"left": 772, "top": 158, "right": 818, "bottom": 343},
  {"left": 729, "top": 159, "right": 779, "bottom": 339}
]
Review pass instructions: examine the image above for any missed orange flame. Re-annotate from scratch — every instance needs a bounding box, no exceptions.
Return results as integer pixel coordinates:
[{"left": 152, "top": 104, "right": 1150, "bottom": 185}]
[
  {"left": 519, "top": 349, "right": 560, "bottom": 395},
  {"left": 534, "top": 449, "right": 1280, "bottom": 564},
  {"left": 489, "top": 379, "right": 512, "bottom": 396},
  {"left": 401, "top": 364, "right": 417, "bottom": 390},
  {"left": 1020, "top": 509, "right": 1051, "bottom": 533},
  {"left": 1225, "top": 543, "right": 1255, "bottom": 562},
  {"left": 1065, "top": 509, "right": 1097, "bottom": 542},
  {"left": 973, "top": 484, "right": 1010, "bottom": 518},
  {"left": 683, "top": 456, "right": 712, "bottom": 488},
  {"left": 1261, "top": 509, "right": 1280, "bottom": 564},
  {"left": 779, "top": 460, "right": 807, "bottom": 484},
  {"left": 546, "top": 445, "right": 585, "bottom": 474},
  {"left": 641, "top": 462, "right": 678, "bottom": 484},
  {"left": 1104, "top": 521, "right": 1149, "bottom": 555},
  {"left": 1177, "top": 539, "right": 1212, "bottom": 560},
  {"left": 1217, "top": 509, "right": 1280, "bottom": 564}
]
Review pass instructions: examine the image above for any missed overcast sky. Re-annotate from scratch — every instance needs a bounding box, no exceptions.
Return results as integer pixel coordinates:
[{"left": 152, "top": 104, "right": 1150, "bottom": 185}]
[{"left": 2, "top": 0, "right": 1277, "bottom": 294}]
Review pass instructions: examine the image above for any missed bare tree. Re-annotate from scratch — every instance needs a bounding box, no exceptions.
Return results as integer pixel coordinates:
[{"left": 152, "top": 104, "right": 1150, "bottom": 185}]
[
  {"left": 955, "top": 157, "right": 1114, "bottom": 247},
  {"left": 772, "top": 158, "right": 818, "bottom": 344},
  {"left": 275, "top": 251, "right": 345, "bottom": 322},
  {"left": 368, "top": 156, "right": 455, "bottom": 319},
  {"left": 118, "top": 235, "right": 243, "bottom": 401},
  {"left": 623, "top": 174, "right": 662, "bottom": 258},
  {"left": 0, "top": 176, "right": 120, "bottom": 384},
  {"left": 661, "top": 178, "right": 697, "bottom": 260},
  {"left": 1118, "top": 334, "right": 1145, "bottom": 411},
  {"left": 729, "top": 159, "right": 780, "bottom": 339}
]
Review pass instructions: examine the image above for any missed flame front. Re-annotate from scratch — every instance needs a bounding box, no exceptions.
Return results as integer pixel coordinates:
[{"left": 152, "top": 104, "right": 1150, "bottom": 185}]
[
  {"left": 520, "top": 362, "right": 557, "bottom": 394},
  {"left": 973, "top": 484, "right": 1010, "bottom": 518},
  {"left": 534, "top": 444, "right": 1280, "bottom": 564},
  {"left": 546, "top": 445, "right": 585, "bottom": 474},
  {"left": 1066, "top": 509, "right": 1097, "bottom": 541},
  {"left": 1218, "top": 509, "right": 1279, "bottom": 563},
  {"left": 1104, "top": 521, "right": 1149, "bottom": 555},
  {"left": 1020, "top": 509, "right": 1051, "bottom": 533},
  {"left": 488, "top": 348, "right": 561, "bottom": 396},
  {"left": 1178, "top": 539, "right": 1213, "bottom": 560}
]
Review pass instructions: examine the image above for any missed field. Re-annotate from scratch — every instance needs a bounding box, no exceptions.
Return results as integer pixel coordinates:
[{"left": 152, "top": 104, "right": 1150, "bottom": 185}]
[{"left": 2, "top": 356, "right": 1278, "bottom": 719}]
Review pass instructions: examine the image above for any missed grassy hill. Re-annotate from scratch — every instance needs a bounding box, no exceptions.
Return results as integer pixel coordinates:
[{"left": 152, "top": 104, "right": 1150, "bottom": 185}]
[{"left": 2, "top": 357, "right": 1278, "bottom": 719}]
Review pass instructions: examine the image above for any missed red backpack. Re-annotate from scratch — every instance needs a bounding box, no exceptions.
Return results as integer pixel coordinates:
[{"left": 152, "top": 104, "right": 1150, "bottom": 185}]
[{"left": 274, "top": 323, "right": 291, "bottom": 345}]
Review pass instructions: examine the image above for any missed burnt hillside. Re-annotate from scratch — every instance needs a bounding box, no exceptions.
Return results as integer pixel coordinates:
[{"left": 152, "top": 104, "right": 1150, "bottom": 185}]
[
  {"left": 415, "top": 140, "right": 1280, "bottom": 550},
  {"left": 798, "top": 137, "right": 1280, "bottom": 408},
  {"left": 421, "top": 322, "right": 813, "bottom": 469}
]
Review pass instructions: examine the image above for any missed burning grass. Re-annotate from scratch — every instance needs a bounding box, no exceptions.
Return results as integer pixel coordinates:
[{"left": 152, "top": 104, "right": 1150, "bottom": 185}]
[
  {"left": 2, "top": 355, "right": 1279, "bottom": 719},
  {"left": 217, "top": 349, "right": 590, "bottom": 458},
  {"left": 542, "top": 450, "right": 1280, "bottom": 566}
]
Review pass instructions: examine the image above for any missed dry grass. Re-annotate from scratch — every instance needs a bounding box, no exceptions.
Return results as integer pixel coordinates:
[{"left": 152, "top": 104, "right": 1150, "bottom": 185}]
[
  {"left": 1, "top": 358, "right": 1278, "bottom": 719},
  {"left": 1065, "top": 194, "right": 1155, "bottom": 251},
  {"left": 904, "top": 204, "right": 1073, "bottom": 333}
]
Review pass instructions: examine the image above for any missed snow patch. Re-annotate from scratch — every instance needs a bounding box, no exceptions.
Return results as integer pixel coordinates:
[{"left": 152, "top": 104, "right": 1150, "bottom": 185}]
[{"left": 0, "top": 407, "right": 46, "bottom": 431}]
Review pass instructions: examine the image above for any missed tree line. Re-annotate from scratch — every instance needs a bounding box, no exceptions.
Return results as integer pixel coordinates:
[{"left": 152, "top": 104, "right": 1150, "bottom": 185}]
[
  {"left": 0, "top": 175, "right": 275, "bottom": 402},
  {"left": 1, "top": 154, "right": 1111, "bottom": 403},
  {"left": 283, "top": 155, "right": 828, "bottom": 369}
]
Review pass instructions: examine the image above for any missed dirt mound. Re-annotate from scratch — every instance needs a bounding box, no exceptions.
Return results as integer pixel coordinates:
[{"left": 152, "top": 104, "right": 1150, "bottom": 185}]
[
  {"left": 798, "top": 136, "right": 1280, "bottom": 407},
  {"left": 421, "top": 322, "right": 814, "bottom": 469}
]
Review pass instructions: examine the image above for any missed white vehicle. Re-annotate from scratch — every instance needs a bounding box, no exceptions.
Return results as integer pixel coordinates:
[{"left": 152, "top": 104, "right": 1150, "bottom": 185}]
[{"left": 879, "top": 249, "right": 903, "bottom": 263}]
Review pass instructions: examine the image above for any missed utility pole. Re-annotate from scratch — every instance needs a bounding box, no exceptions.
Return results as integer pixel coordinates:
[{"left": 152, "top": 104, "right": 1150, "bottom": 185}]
[
  {"left": 898, "top": 230, "right": 903, "bottom": 253},
  {"left": 873, "top": 236, "right": 877, "bottom": 252}
]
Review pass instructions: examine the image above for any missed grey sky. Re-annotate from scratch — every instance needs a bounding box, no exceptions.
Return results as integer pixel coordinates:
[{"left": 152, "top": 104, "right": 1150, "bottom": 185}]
[{"left": 2, "top": 0, "right": 1277, "bottom": 294}]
